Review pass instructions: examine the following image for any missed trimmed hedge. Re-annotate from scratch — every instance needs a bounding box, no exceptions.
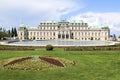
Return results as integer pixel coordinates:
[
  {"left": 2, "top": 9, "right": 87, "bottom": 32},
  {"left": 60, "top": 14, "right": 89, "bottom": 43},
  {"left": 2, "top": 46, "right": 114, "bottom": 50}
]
[
  {"left": 46, "top": 44, "right": 53, "bottom": 51},
  {"left": 64, "top": 46, "right": 120, "bottom": 51},
  {"left": 0, "top": 47, "right": 35, "bottom": 50}
]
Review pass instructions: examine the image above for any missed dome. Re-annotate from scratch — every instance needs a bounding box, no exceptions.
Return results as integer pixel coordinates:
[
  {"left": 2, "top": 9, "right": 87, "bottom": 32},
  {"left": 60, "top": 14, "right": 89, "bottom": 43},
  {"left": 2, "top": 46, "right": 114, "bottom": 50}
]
[{"left": 19, "top": 24, "right": 26, "bottom": 28}]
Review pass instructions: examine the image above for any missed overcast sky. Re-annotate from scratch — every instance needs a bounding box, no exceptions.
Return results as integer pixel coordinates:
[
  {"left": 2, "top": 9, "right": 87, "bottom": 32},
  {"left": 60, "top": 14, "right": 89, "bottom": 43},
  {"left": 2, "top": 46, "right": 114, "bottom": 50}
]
[{"left": 0, "top": 0, "right": 120, "bottom": 36}]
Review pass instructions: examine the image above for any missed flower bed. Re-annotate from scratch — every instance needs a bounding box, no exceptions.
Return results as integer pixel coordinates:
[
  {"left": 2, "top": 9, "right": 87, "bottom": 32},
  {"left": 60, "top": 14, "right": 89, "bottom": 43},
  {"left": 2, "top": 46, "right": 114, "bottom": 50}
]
[
  {"left": 40, "top": 57, "right": 64, "bottom": 67},
  {"left": 2, "top": 56, "right": 75, "bottom": 70},
  {"left": 3, "top": 57, "right": 32, "bottom": 67}
]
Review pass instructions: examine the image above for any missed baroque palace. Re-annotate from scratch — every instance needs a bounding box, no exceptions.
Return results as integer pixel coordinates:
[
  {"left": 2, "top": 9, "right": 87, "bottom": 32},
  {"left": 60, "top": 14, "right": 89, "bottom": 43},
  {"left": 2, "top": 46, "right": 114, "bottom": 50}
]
[{"left": 18, "top": 20, "right": 110, "bottom": 41}]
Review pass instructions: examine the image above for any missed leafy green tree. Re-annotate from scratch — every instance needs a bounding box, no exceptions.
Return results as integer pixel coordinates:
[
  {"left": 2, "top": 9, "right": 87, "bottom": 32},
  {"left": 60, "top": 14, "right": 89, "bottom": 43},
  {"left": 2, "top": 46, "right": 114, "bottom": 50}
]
[
  {"left": 11, "top": 27, "right": 14, "bottom": 37},
  {"left": 10, "top": 27, "right": 17, "bottom": 37},
  {"left": 0, "top": 27, "right": 17, "bottom": 40},
  {"left": 113, "top": 34, "right": 117, "bottom": 41},
  {"left": 0, "top": 32, "right": 9, "bottom": 40},
  {"left": 14, "top": 27, "right": 17, "bottom": 37},
  {"left": 0, "top": 27, "right": 2, "bottom": 32},
  {"left": 7, "top": 30, "right": 11, "bottom": 36},
  {"left": 118, "top": 36, "right": 120, "bottom": 38}
]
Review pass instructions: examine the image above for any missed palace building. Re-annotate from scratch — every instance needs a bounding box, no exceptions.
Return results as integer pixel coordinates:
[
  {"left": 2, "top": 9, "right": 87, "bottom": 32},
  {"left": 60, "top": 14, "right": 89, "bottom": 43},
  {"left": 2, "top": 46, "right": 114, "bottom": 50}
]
[{"left": 18, "top": 20, "right": 110, "bottom": 41}]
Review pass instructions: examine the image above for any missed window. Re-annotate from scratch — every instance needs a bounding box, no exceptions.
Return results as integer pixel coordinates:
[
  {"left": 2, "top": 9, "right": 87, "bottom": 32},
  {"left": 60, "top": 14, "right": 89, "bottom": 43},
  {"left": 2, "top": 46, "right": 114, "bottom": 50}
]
[
  {"left": 99, "top": 32, "right": 100, "bottom": 36},
  {"left": 21, "top": 32, "right": 22, "bottom": 35},
  {"left": 66, "top": 34, "right": 69, "bottom": 39},
  {"left": 105, "top": 32, "right": 107, "bottom": 35},
  {"left": 58, "top": 26, "right": 60, "bottom": 28},
  {"left": 50, "top": 27, "right": 51, "bottom": 30},
  {"left": 82, "top": 32, "right": 83, "bottom": 36},
  {"left": 34, "top": 32, "right": 36, "bottom": 35},
  {"left": 92, "top": 33, "right": 93, "bottom": 36},
  {"left": 37, "top": 32, "right": 39, "bottom": 36},
  {"left": 62, "top": 34, "right": 65, "bottom": 39},
  {"left": 47, "top": 23, "right": 49, "bottom": 25},
  {"left": 53, "top": 32, "right": 55, "bottom": 36}
]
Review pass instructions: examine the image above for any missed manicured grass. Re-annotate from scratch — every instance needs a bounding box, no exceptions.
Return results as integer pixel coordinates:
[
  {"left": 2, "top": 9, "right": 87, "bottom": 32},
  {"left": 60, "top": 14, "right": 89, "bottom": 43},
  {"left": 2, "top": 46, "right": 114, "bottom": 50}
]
[{"left": 0, "top": 48, "right": 120, "bottom": 80}]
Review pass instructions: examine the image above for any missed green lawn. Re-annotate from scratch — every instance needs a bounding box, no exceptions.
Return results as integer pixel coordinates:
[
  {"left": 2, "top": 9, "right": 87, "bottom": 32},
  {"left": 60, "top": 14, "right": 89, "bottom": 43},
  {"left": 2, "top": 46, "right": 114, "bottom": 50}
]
[{"left": 0, "top": 48, "right": 120, "bottom": 80}]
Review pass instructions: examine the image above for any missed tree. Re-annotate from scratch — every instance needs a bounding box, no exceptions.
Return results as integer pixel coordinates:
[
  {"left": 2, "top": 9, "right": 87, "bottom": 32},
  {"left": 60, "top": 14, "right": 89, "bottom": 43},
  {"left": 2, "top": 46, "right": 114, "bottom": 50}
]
[
  {"left": 11, "top": 27, "right": 17, "bottom": 37},
  {"left": 113, "top": 34, "right": 117, "bottom": 41},
  {"left": 14, "top": 27, "right": 17, "bottom": 37},
  {"left": 118, "top": 36, "right": 120, "bottom": 38},
  {"left": 11, "top": 27, "right": 14, "bottom": 37},
  {"left": 46, "top": 44, "right": 53, "bottom": 51},
  {"left": 0, "top": 27, "right": 2, "bottom": 32},
  {"left": 0, "top": 32, "right": 8, "bottom": 40},
  {"left": 0, "top": 27, "right": 9, "bottom": 40},
  {"left": 7, "top": 30, "right": 11, "bottom": 36},
  {"left": 0, "top": 27, "right": 17, "bottom": 40}
]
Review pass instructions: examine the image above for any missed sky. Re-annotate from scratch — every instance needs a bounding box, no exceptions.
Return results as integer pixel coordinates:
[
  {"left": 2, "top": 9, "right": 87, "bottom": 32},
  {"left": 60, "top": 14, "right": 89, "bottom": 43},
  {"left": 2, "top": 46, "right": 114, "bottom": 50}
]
[{"left": 0, "top": 0, "right": 120, "bottom": 36}]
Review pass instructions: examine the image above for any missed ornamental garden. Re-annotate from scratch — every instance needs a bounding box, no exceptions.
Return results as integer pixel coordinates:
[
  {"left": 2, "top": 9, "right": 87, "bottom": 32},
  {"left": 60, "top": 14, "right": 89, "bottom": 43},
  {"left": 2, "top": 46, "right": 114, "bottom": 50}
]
[{"left": 0, "top": 44, "right": 120, "bottom": 80}]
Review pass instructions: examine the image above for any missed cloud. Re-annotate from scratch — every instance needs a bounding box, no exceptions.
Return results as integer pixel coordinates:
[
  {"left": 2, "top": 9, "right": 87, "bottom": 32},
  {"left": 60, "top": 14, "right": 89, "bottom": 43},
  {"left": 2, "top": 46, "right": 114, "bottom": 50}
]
[
  {"left": 0, "top": 0, "right": 84, "bottom": 29},
  {"left": 70, "top": 12, "right": 120, "bottom": 36},
  {"left": 0, "top": 0, "right": 82, "bottom": 19}
]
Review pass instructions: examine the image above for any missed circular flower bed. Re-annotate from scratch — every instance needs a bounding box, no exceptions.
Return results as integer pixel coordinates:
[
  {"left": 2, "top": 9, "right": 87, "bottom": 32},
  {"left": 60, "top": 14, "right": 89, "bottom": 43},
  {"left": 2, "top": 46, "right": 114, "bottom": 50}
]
[{"left": 1, "top": 56, "right": 75, "bottom": 70}]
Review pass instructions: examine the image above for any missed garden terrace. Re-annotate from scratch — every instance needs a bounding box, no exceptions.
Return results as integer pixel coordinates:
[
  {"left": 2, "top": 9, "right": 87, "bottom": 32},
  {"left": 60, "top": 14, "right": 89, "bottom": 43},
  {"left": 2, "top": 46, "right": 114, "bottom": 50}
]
[{"left": 0, "top": 48, "right": 120, "bottom": 80}]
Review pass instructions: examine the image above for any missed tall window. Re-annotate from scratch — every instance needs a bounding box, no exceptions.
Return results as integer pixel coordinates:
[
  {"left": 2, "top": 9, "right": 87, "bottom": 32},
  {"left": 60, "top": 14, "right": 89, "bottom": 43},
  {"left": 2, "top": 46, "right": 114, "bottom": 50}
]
[
  {"left": 58, "top": 34, "right": 61, "bottom": 38},
  {"left": 37, "top": 32, "right": 39, "bottom": 36},
  {"left": 72, "top": 27, "right": 73, "bottom": 30},
  {"left": 66, "top": 34, "right": 69, "bottom": 39},
  {"left": 21, "top": 32, "right": 22, "bottom": 36},
  {"left": 62, "top": 34, "right": 65, "bottom": 39},
  {"left": 53, "top": 32, "right": 55, "bottom": 36},
  {"left": 34, "top": 32, "right": 36, "bottom": 35}
]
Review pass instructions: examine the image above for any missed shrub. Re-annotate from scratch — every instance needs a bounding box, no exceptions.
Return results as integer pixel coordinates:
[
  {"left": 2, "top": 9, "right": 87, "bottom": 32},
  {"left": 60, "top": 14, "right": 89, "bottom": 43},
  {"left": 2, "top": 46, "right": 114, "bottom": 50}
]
[{"left": 46, "top": 44, "right": 53, "bottom": 51}]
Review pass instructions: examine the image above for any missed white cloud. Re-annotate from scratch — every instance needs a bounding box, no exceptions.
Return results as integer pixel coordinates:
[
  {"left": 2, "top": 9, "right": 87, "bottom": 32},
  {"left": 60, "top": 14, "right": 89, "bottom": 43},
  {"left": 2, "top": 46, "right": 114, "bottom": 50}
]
[
  {"left": 70, "top": 12, "right": 120, "bottom": 35},
  {"left": 0, "top": 0, "right": 82, "bottom": 19},
  {"left": 0, "top": 0, "right": 83, "bottom": 29}
]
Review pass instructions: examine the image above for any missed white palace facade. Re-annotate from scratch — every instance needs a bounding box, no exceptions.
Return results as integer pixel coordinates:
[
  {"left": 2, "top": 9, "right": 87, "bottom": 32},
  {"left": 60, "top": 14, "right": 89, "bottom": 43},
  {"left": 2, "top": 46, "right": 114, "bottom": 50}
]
[{"left": 18, "top": 20, "right": 110, "bottom": 41}]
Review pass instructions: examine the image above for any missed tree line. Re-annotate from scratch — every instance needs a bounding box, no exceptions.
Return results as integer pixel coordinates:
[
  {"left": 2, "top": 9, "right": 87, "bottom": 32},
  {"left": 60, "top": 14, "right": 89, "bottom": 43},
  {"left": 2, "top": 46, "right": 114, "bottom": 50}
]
[{"left": 0, "top": 27, "right": 17, "bottom": 40}]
